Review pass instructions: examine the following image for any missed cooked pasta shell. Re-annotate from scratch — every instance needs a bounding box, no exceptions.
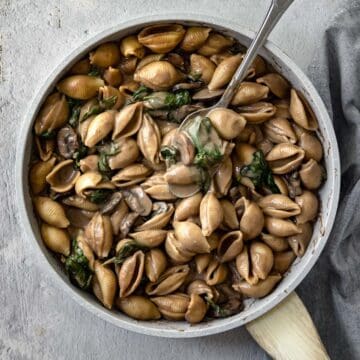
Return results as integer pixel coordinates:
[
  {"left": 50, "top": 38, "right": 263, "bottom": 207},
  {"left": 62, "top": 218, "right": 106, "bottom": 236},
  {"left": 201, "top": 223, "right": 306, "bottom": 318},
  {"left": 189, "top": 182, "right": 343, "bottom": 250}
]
[
  {"left": 273, "top": 251, "right": 296, "bottom": 274},
  {"left": 185, "top": 293, "right": 207, "bottom": 324},
  {"left": 89, "top": 42, "right": 120, "bottom": 67},
  {"left": 265, "top": 217, "right": 301, "bottom": 237},
  {"left": 34, "top": 93, "right": 69, "bottom": 135},
  {"left": 65, "top": 208, "right": 95, "bottom": 228},
  {"left": 145, "top": 248, "right": 167, "bottom": 282},
  {"left": 235, "top": 197, "right": 264, "bottom": 240},
  {"left": 84, "top": 212, "right": 113, "bottom": 258},
  {"left": 287, "top": 222, "right": 313, "bottom": 256},
  {"left": 77, "top": 231, "right": 95, "bottom": 270},
  {"left": 250, "top": 242, "right": 274, "bottom": 280},
  {"left": 233, "top": 274, "right": 281, "bottom": 298},
  {"left": 189, "top": 54, "right": 216, "bottom": 84},
  {"left": 75, "top": 171, "right": 115, "bottom": 198},
  {"left": 118, "top": 250, "right": 145, "bottom": 298},
  {"left": 260, "top": 232, "right": 289, "bottom": 252},
  {"left": 172, "top": 131, "right": 195, "bottom": 166},
  {"left": 84, "top": 110, "right": 116, "bottom": 148},
  {"left": 136, "top": 54, "right": 165, "bottom": 70},
  {"left": 120, "top": 35, "right": 145, "bottom": 58},
  {"left": 214, "top": 157, "right": 232, "bottom": 196},
  {"left": 112, "top": 102, "right": 143, "bottom": 139},
  {"left": 137, "top": 113, "right": 161, "bottom": 165},
  {"left": 181, "top": 26, "right": 211, "bottom": 52},
  {"left": 208, "top": 54, "right": 242, "bottom": 90},
  {"left": 197, "top": 33, "right": 234, "bottom": 56},
  {"left": 235, "top": 245, "right": 256, "bottom": 285},
  {"left": 145, "top": 265, "right": 190, "bottom": 296},
  {"left": 111, "top": 163, "right": 152, "bottom": 187},
  {"left": 120, "top": 56, "right": 138, "bottom": 75},
  {"left": 204, "top": 257, "right": 228, "bottom": 286},
  {"left": 173, "top": 221, "right": 210, "bottom": 254},
  {"left": 299, "top": 159, "right": 323, "bottom": 190},
  {"left": 107, "top": 138, "right": 139, "bottom": 170},
  {"left": 250, "top": 55, "right": 267, "bottom": 77},
  {"left": 46, "top": 159, "right": 80, "bottom": 193},
  {"left": 187, "top": 280, "right": 219, "bottom": 301},
  {"left": 289, "top": 89, "right": 318, "bottom": 130},
  {"left": 256, "top": 73, "right": 290, "bottom": 99},
  {"left": 236, "top": 102, "right": 276, "bottom": 124},
  {"left": 116, "top": 295, "right": 161, "bottom": 320},
  {"left": 130, "top": 229, "right": 167, "bottom": 248},
  {"left": 164, "top": 164, "right": 201, "bottom": 185},
  {"left": 103, "top": 66, "right": 123, "bottom": 87},
  {"left": 263, "top": 117, "right": 297, "bottom": 144},
  {"left": 35, "top": 137, "right": 55, "bottom": 162},
  {"left": 220, "top": 199, "right": 239, "bottom": 230},
  {"left": 174, "top": 192, "right": 202, "bottom": 221},
  {"left": 57, "top": 75, "right": 104, "bottom": 100},
  {"left": 208, "top": 108, "right": 246, "bottom": 140},
  {"left": 77, "top": 114, "right": 94, "bottom": 143},
  {"left": 133, "top": 61, "right": 184, "bottom": 91},
  {"left": 258, "top": 194, "right": 301, "bottom": 218},
  {"left": 218, "top": 231, "right": 243, "bottom": 262},
  {"left": 69, "top": 58, "right": 91, "bottom": 75},
  {"left": 40, "top": 223, "right": 70, "bottom": 256},
  {"left": 135, "top": 202, "right": 174, "bottom": 231},
  {"left": 257, "top": 138, "right": 273, "bottom": 156},
  {"left": 110, "top": 200, "right": 129, "bottom": 235},
  {"left": 98, "top": 85, "right": 125, "bottom": 110},
  {"left": 234, "top": 143, "right": 257, "bottom": 168},
  {"left": 138, "top": 24, "right": 185, "bottom": 53},
  {"left": 199, "top": 192, "right": 223, "bottom": 237},
  {"left": 160, "top": 127, "right": 177, "bottom": 147},
  {"left": 165, "top": 231, "right": 194, "bottom": 264},
  {"left": 295, "top": 191, "right": 319, "bottom": 224},
  {"left": 273, "top": 175, "right": 289, "bottom": 196},
  {"left": 265, "top": 143, "right": 305, "bottom": 174},
  {"left": 231, "top": 82, "right": 269, "bottom": 106},
  {"left": 29, "top": 157, "right": 56, "bottom": 194},
  {"left": 151, "top": 293, "right": 190, "bottom": 320},
  {"left": 33, "top": 196, "right": 69, "bottom": 228},
  {"left": 297, "top": 131, "right": 323, "bottom": 162},
  {"left": 92, "top": 261, "right": 117, "bottom": 309},
  {"left": 142, "top": 172, "right": 177, "bottom": 201}
]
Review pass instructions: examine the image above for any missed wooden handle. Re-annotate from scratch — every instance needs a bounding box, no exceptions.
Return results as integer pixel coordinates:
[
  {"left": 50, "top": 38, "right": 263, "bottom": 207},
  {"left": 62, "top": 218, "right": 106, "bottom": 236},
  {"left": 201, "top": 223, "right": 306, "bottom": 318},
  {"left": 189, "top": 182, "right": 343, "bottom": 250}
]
[{"left": 246, "top": 292, "right": 329, "bottom": 360}]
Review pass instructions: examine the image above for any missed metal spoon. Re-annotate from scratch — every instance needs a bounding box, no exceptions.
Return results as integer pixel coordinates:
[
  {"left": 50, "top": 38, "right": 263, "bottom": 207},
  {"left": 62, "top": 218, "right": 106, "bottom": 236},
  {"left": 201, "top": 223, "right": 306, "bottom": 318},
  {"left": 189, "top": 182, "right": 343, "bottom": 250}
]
[{"left": 169, "top": 0, "right": 294, "bottom": 198}]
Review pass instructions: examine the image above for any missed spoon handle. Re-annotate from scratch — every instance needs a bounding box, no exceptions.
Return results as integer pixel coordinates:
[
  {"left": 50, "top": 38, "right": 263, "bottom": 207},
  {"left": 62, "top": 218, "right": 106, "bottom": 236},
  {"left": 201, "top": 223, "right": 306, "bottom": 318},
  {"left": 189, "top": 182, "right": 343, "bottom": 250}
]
[{"left": 217, "top": 0, "right": 294, "bottom": 107}]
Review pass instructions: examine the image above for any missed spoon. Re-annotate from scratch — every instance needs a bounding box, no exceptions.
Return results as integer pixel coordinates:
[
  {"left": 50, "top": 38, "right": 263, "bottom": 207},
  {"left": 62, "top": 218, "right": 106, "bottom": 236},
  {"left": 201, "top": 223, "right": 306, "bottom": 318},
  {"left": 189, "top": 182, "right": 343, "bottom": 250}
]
[{"left": 168, "top": 0, "right": 294, "bottom": 197}]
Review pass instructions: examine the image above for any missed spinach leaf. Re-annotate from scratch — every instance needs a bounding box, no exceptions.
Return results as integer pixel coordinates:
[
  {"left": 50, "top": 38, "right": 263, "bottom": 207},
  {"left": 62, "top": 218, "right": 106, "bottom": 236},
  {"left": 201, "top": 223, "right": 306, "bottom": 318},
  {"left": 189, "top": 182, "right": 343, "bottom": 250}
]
[
  {"left": 132, "top": 85, "right": 152, "bottom": 101},
  {"left": 97, "top": 141, "right": 120, "bottom": 174},
  {"left": 88, "top": 65, "right": 101, "bottom": 77},
  {"left": 205, "top": 297, "right": 231, "bottom": 318},
  {"left": 98, "top": 152, "right": 111, "bottom": 173},
  {"left": 164, "top": 90, "right": 191, "bottom": 108},
  {"left": 65, "top": 240, "right": 93, "bottom": 290},
  {"left": 80, "top": 104, "right": 103, "bottom": 122},
  {"left": 104, "top": 241, "right": 146, "bottom": 265},
  {"left": 100, "top": 95, "right": 117, "bottom": 109},
  {"left": 88, "top": 189, "right": 113, "bottom": 204},
  {"left": 39, "top": 130, "right": 56, "bottom": 139},
  {"left": 68, "top": 107, "right": 81, "bottom": 127},
  {"left": 240, "top": 150, "right": 280, "bottom": 193},
  {"left": 194, "top": 147, "right": 223, "bottom": 169},
  {"left": 72, "top": 143, "right": 88, "bottom": 169}
]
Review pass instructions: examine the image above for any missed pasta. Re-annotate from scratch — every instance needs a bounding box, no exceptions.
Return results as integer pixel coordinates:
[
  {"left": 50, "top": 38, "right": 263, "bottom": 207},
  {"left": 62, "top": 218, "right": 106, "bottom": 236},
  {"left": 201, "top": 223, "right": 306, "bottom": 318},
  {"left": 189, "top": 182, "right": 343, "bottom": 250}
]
[{"left": 29, "top": 23, "right": 325, "bottom": 324}]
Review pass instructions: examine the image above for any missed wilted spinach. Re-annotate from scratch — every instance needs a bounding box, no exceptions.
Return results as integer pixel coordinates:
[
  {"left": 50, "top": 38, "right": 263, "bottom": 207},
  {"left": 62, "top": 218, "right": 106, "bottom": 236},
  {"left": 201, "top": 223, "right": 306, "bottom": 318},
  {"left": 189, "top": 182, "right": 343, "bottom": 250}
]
[
  {"left": 132, "top": 85, "right": 152, "bottom": 101},
  {"left": 240, "top": 150, "right": 280, "bottom": 193},
  {"left": 88, "top": 65, "right": 101, "bottom": 77},
  {"left": 73, "top": 143, "right": 88, "bottom": 169},
  {"left": 97, "top": 141, "right": 120, "bottom": 175},
  {"left": 164, "top": 90, "right": 191, "bottom": 108},
  {"left": 67, "top": 97, "right": 83, "bottom": 127},
  {"left": 104, "top": 241, "right": 146, "bottom": 265},
  {"left": 205, "top": 297, "right": 231, "bottom": 318},
  {"left": 39, "top": 130, "right": 56, "bottom": 139},
  {"left": 65, "top": 240, "right": 93, "bottom": 290},
  {"left": 88, "top": 189, "right": 113, "bottom": 204}
]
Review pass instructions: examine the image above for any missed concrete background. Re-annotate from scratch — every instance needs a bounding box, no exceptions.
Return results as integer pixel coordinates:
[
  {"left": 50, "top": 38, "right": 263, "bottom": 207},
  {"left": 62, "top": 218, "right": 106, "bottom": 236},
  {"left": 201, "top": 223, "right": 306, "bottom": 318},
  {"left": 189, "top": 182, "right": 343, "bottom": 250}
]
[{"left": 0, "top": 0, "right": 354, "bottom": 359}]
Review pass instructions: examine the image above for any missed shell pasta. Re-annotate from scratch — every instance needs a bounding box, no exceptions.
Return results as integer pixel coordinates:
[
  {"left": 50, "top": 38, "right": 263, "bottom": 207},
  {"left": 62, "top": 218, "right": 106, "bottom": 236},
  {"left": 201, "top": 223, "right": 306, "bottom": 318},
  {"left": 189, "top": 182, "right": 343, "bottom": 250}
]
[{"left": 29, "top": 23, "right": 325, "bottom": 324}]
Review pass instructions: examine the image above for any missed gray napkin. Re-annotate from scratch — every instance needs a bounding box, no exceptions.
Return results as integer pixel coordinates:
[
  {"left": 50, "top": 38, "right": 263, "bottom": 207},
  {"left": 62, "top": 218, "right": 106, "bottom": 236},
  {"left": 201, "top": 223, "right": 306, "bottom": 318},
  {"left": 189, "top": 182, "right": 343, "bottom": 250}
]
[{"left": 296, "top": 6, "right": 360, "bottom": 359}]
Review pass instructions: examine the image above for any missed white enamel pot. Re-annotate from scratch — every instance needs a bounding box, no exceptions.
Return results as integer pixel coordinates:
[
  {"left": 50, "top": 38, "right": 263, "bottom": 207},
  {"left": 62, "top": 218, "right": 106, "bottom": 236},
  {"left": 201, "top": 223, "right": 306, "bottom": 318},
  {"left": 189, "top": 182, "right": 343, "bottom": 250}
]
[{"left": 16, "top": 13, "right": 340, "bottom": 358}]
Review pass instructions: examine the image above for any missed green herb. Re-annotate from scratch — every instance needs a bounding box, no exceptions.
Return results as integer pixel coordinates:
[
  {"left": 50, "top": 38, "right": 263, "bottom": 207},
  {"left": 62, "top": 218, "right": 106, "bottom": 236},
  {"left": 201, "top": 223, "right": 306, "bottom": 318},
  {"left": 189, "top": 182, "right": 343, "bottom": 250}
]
[
  {"left": 96, "top": 142, "right": 120, "bottom": 174},
  {"left": 88, "top": 189, "right": 113, "bottom": 204},
  {"left": 188, "top": 71, "right": 202, "bottom": 82},
  {"left": 100, "top": 95, "right": 117, "bottom": 109},
  {"left": 240, "top": 150, "right": 280, "bottom": 193},
  {"left": 194, "top": 147, "right": 223, "bottom": 169},
  {"left": 39, "top": 130, "right": 56, "bottom": 139},
  {"left": 205, "top": 297, "right": 230, "bottom": 318},
  {"left": 164, "top": 90, "right": 191, "bottom": 108},
  {"left": 103, "top": 241, "right": 146, "bottom": 265},
  {"left": 199, "top": 168, "right": 211, "bottom": 192},
  {"left": 68, "top": 107, "right": 81, "bottom": 127},
  {"left": 160, "top": 146, "right": 177, "bottom": 160},
  {"left": 65, "top": 240, "right": 93, "bottom": 290},
  {"left": 88, "top": 65, "right": 101, "bottom": 77},
  {"left": 67, "top": 97, "right": 83, "bottom": 109},
  {"left": 132, "top": 85, "right": 152, "bottom": 101},
  {"left": 98, "top": 152, "right": 111, "bottom": 172},
  {"left": 73, "top": 143, "right": 88, "bottom": 169},
  {"left": 80, "top": 104, "right": 103, "bottom": 122}
]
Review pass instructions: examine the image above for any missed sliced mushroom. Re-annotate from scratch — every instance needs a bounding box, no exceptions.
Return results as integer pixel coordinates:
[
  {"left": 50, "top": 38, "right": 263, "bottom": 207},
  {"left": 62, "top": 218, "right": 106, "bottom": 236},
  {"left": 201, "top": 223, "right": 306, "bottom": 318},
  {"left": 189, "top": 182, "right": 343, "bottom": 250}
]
[{"left": 57, "top": 126, "right": 79, "bottom": 159}]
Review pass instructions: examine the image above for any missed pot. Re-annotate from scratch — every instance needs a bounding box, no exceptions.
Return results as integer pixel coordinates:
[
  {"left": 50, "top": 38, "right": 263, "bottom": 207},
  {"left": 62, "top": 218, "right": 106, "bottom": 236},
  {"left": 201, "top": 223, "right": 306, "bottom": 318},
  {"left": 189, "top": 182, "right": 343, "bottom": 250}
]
[{"left": 15, "top": 14, "right": 340, "bottom": 339}]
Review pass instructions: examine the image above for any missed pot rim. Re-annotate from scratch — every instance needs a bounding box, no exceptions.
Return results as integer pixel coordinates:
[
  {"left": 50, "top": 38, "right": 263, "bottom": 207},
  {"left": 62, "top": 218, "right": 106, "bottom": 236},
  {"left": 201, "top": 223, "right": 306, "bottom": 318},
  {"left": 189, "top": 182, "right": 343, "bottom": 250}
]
[{"left": 15, "top": 13, "right": 340, "bottom": 338}]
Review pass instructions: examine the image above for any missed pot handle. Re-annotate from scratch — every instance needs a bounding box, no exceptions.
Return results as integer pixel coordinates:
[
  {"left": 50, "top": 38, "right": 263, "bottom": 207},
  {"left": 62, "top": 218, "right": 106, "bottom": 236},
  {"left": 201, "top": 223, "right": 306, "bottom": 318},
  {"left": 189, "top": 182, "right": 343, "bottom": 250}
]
[{"left": 246, "top": 292, "right": 330, "bottom": 360}]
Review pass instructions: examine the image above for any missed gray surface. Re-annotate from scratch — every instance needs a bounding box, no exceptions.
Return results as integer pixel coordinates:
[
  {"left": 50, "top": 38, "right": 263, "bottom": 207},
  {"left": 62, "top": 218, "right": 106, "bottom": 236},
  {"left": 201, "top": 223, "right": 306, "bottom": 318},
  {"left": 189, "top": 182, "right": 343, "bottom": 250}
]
[{"left": 0, "top": 0, "right": 358, "bottom": 359}]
